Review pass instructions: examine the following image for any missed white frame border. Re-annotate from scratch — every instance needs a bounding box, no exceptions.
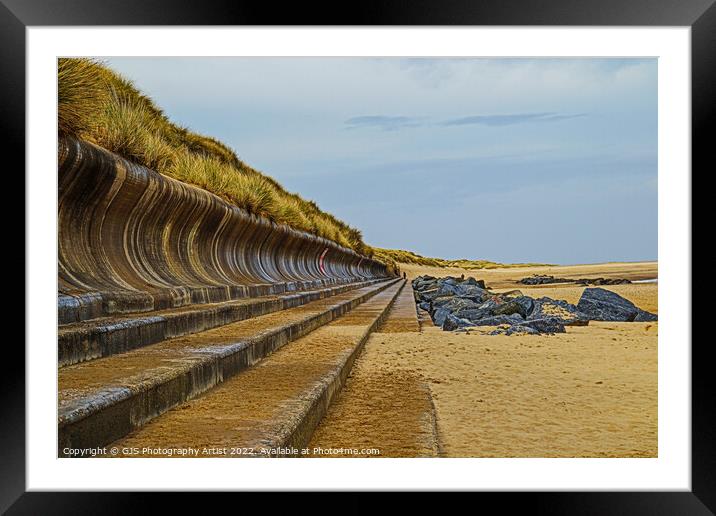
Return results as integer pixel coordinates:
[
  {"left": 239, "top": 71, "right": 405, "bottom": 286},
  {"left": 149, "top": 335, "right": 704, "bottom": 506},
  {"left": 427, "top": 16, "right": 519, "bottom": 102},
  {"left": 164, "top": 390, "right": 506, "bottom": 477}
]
[{"left": 26, "top": 26, "right": 690, "bottom": 491}]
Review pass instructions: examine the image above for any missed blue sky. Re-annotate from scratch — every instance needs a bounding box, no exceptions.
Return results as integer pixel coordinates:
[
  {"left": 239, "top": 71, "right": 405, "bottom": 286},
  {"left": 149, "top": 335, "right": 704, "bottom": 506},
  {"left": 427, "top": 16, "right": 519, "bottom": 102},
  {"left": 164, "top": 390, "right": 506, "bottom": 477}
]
[{"left": 104, "top": 57, "right": 657, "bottom": 265}]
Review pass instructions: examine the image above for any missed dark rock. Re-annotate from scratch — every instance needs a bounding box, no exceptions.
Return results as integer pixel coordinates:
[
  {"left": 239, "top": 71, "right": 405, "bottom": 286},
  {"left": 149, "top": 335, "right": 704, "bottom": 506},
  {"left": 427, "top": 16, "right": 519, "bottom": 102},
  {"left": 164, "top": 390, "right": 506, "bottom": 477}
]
[
  {"left": 476, "top": 298, "right": 501, "bottom": 312},
  {"left": 433, "top": 308, "right": 451, "bottom": 327},
  {"left": 512, "top": 296, "right": 535, "bottom": 318},
  {"left": 634, "top": 309, "right": 658, "bottom": 322},
  {"left": 493, "top": 301, "right": 520, "bottom": 316},
  {"left": 442, "top": 314, "right": 473, "bottom": 331},
  {"left": 441, "top": 297, "right": 481, "bottom": 314},
  {"left": 418, "top": 288, "right": 442, "bottom": 301},
  {"left": 454, "top": 284, "right": 488, "bottom": 301},
  {"left": 436, "top": 283, "right": 460, "bottom": 297},
  {"left": 518, "top": 275, "right": 571, "bottom": 285},
  {"left": 413, "top": 276, "right": 438, "bottom": 291},
  {"left": 529, "top": 297, "right": 588, "bottom": 325},
  {"left": 417, "top": 280, "right": 438, "bottom": 290},
  {"left": 493, "top": 296, "right": 534, "bottom": 319},
  {"left": 587, "top": 278, "right": 631, "bottom": 285},
  {"left": 431, "top": 295, "right": 457, "bottom": 309},
  {"left": 420, "top": 275, "right": 650, "bottom": 334},
  {"left": 465, "top": 314, "right": 524, "bottom": 326},
  {"left": 415, "top": 282, "right": 437, "bottom": 292},
  {"left": 460, "top": 277, "right": 486, "bottom": 289},
  {"left": 519, "top": 275, "right": 632, "bottom": 286},
  {"left": 505, "top": 325, "right": 540, "bottom": 336},
  {"left": 577, "top": 288, "right": 639, "bottom": 322},
  {"left": 521, "top": 318, "right": 566, "bottom": 334},
  {"left": 453, "top": 308, "right": 494, "bottom": 322}
]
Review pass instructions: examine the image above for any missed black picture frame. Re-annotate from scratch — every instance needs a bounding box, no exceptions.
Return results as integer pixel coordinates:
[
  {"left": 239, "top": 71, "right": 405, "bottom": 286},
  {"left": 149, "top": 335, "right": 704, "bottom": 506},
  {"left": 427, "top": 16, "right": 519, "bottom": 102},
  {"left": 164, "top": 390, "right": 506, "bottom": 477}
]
[{"left": 5, "top": 0, "right": 708, "bottom": 512}]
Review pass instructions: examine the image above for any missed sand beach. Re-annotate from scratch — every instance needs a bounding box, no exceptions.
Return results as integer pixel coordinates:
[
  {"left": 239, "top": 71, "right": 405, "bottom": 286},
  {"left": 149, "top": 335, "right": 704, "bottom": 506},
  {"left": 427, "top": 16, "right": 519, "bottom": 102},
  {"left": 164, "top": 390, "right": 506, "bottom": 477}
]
[{"left": 309, "top": 261, "right": 658, "bottom": 457}]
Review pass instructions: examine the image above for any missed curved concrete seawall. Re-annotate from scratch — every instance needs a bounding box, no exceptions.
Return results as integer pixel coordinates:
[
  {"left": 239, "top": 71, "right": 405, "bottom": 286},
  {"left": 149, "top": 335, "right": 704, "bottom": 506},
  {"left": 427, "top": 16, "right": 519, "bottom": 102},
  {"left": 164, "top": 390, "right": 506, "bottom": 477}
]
[{"left": 58, "top": 137, "right": 391, "bottom": 323}]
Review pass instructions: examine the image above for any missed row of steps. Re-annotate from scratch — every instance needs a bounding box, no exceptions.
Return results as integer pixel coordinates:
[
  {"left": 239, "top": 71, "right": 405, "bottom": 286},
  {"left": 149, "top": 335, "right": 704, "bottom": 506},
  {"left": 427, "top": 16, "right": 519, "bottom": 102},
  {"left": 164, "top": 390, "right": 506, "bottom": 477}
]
[
  {"left": 110, "top": 280, "right": 405, "bottom": 456},
  {"left": 58, "top": 277, "right": 403, "bottom": 455},
  {"left": 59, "top": 279, "right": 383, "bottom": 367}
]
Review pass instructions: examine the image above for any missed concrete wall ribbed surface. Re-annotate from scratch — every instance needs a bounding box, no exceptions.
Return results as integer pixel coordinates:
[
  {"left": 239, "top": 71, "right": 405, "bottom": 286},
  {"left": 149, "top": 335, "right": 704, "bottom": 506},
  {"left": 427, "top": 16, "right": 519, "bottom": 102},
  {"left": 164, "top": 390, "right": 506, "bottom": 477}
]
[{"left": 58, "top": 137, "right": 391, "bottom": 323}]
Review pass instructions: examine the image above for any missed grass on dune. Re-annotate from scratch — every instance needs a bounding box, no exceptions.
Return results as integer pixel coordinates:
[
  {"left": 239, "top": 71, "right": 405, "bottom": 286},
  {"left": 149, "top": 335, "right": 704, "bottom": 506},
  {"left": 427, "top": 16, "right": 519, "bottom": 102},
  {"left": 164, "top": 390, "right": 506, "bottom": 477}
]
[
  {"left": 57, "top": 57, "right": 373, "bottom": 259},
  {"left": 370, "top": 248, "right": 550, "bottom": 270}
]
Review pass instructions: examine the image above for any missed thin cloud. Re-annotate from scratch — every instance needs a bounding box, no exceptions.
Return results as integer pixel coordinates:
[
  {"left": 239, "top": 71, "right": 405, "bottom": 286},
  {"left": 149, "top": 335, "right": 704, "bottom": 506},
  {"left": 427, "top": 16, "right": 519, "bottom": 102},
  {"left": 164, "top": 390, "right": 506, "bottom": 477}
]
[
  {"left": 443, "top": 112, "right": 587, "bottom": 127},
  {"left": 344, "top": 115, "right": 423, "bottom": 131}
]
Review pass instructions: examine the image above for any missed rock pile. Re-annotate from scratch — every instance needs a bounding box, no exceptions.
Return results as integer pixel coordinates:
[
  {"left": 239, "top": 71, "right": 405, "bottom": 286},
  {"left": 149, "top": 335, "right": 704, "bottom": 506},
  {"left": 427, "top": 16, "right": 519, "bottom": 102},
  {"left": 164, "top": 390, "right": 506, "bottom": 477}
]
[
  {"left": 518, "top": 274, "right": 632, "bottom": 286},
  {"left": 412, "top": 275, "right": 657, "bottom": 335}
]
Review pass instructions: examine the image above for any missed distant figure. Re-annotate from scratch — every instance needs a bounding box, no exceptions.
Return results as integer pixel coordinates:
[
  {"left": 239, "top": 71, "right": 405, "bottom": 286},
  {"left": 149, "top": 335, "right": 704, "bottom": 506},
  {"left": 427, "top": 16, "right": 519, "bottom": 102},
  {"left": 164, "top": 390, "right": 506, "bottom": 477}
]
[
  {"left": 460, "top": 274, "right": 464, "bottom": 280},
  {"left": 403, "top": 272, "right": 406, "bottom": 279}
]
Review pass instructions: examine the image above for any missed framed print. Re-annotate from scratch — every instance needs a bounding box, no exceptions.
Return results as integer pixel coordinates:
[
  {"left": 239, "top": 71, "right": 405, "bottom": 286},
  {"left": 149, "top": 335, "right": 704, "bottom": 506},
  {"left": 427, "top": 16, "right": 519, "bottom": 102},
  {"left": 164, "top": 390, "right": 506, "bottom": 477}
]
[{"left": 6, "top": 0, "right": 711, "bottom": 512}]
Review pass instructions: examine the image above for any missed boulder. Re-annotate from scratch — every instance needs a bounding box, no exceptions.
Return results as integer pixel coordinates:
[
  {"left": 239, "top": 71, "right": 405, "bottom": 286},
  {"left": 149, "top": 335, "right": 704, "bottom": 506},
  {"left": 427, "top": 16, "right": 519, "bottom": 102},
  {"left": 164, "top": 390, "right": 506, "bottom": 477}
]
[
  {"left": 442, "top": 313, "right": 473, "bottom": 331},
  {"left": 576, "top": 288, "right": 640, "bottom": 322},
  {"left": 476, "top": 298, "right": 501, "bottom": 313},
  {"left": 436, "top": 283, "right": 460, "bottom": 297},
  {"left": 493, "top": 300, "right": 522, "bottom": 316},
  {"left": 441, "top": 297, "right": 481, "bottom": 314},
  {"left": 413, "top": 276, "right": 438, "bottom": 291},
  {"left": 415, "top": 282, "right": 437, "bottom": 292},
  {"left": 634, "top": 309, "right": 658, "bottom": 322},
  {"left": 512, "top": 296, "right": 535, "bottom": 318},
  {"left": 453, "top": 284, "right": 488, "bottom": 301},
  {"left": 505, "top": 325, "right": 540, "bottom": 336},
  {"left": 433, "top": 307, "right": 451, "bottom": 327},
  {"left": 493, "top": 297, "right": 534, "bottom": 318},
  {"left": 453, "top": 307, "right": 494, "bottom": 322},
  {"left": 431, "top": 295, "right": 457, "bottom": 309},
  {"left": 521, "top": 317, "right": 566, "bottom": 334},
  {"left": 461, "top": 277, "right": 486, "bottom": 289},
  {"left": 464, "top": 314, "right": 524, "bottom": 327},
  {"left": 418, "top": 288, "right": 442, "bottom": 301}
]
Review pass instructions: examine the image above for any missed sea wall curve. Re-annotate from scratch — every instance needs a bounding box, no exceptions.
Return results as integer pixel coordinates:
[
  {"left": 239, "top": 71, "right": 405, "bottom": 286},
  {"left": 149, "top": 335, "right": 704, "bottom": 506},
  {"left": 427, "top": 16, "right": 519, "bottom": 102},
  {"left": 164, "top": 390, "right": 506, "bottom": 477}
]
[{"left": 58, "top": 137, "right": 392, "bottom": 323}]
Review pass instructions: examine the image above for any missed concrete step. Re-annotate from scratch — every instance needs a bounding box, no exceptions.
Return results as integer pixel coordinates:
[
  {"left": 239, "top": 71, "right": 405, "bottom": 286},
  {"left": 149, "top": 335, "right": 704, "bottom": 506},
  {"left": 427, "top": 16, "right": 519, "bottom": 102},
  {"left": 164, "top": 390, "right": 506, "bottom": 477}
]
[
  {"left": 375, "top": 280, "right": 421, "bottom": 333},
  {"left": 108, "top": 280, "right": 405, "bottom": 457},
  {"left": 57, "top": 278, "right": 374, "bottom": 324},
  {"left": 58, "top": 279, "right": 381, "bottom": 367},
  {"left": 58, "top": 278, "right": 400, "bottom": 455},
  {"left": 307, "top": 283, "right": 443, "bottom": 457}
]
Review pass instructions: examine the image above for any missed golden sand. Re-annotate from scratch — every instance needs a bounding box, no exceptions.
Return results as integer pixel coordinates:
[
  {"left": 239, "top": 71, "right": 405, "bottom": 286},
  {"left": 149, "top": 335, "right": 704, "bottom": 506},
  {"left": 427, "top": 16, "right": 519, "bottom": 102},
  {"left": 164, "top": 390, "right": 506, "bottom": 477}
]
[
  {"left": 400, "top": 260, "right": 657, "bottom": 288},
  {"left": 310, "top": 262, "right": 658, "bottom": 457}
]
